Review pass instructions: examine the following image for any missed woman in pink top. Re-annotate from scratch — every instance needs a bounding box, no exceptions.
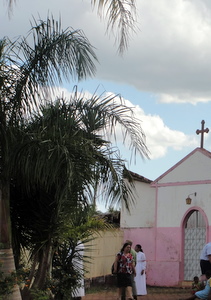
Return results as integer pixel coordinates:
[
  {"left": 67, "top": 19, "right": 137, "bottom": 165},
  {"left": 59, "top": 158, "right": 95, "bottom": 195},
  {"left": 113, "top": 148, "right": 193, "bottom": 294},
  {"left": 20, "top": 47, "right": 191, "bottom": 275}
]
[{"left": 113, "top": 242, "right": 136, "bottom": 300}]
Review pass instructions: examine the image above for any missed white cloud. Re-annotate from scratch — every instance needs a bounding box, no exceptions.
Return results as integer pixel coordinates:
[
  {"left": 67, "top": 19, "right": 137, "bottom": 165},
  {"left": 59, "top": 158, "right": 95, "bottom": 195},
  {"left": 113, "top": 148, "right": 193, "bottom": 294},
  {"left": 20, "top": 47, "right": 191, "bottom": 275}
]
[
  {"left": 93, "top": 0, "right": 211, "bottom": 104},
  {"left": 2, "top": 0, "right": 211, "bottom": 105},
  {"left": 126, "top": 102, "right": 198, "bottom": 159},
  {"left": 98, "top": 95, "right": 198, "bottom": 160},
  {"left": 158, "top": 93, "right": 211, "bottom": 104}
]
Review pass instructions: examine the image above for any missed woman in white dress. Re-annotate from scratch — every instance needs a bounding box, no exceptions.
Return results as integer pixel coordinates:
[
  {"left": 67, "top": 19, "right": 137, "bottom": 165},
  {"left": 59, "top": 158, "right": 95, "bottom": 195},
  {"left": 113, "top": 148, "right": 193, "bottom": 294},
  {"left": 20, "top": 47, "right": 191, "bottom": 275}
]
[{"left": 134, "top": 244, "right": 147, "bottom": 296}]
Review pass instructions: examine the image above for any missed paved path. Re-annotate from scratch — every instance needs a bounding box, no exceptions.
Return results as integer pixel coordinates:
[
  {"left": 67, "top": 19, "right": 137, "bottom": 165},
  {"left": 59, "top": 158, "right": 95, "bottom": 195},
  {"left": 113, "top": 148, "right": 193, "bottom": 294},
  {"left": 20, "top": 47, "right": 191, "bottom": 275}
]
[{"left": 84, "top": 287, "right": 190, "bottom": 300}]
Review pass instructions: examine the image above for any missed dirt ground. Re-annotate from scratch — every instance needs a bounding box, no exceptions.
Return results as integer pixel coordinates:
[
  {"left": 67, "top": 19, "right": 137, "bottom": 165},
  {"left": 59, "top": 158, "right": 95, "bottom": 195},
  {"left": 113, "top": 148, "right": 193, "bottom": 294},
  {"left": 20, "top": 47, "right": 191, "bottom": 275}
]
[{"left": 84, "top": 286, "right": 191, "bottom": 300}]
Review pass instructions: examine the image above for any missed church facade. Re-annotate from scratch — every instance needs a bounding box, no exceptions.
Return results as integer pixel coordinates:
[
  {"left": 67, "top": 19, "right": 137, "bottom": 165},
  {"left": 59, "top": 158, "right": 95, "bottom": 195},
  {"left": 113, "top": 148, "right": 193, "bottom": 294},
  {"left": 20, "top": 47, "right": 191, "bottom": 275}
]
[{"left": 121, "top": 147, "right": 211, "bottom": 286}]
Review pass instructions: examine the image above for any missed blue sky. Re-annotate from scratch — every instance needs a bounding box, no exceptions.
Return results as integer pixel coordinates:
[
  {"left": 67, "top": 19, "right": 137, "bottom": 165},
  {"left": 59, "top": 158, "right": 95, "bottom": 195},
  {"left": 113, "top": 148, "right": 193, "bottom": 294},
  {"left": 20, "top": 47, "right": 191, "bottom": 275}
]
[{"left": 1, "top": 0, "right": 211, "bottom": 210}]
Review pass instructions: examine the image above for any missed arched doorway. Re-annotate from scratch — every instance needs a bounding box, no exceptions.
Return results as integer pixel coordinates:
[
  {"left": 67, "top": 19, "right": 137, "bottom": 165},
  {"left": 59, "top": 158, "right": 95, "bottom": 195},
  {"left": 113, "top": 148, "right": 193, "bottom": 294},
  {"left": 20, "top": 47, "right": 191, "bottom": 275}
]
[{"left": 184, "top": 210, "right": 206, "bottom": 280}]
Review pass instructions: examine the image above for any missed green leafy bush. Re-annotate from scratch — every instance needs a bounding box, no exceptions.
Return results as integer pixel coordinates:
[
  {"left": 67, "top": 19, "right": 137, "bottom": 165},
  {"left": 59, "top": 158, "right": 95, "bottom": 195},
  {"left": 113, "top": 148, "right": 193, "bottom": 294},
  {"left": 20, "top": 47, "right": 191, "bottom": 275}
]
[
  {"left": 0, "top": 269, "right": 17, "bottom": 298},
  {"left": 29, "top": 288, "right": 49, "bottom": 300}
]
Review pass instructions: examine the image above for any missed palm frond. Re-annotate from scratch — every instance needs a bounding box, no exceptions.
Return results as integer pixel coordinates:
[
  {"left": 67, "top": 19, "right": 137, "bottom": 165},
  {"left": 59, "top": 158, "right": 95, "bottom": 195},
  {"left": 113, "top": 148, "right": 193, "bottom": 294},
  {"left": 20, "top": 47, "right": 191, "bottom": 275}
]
[
  {"left": 92, "top": 0, "right": 137, "bottom": 54},
  {"left": 69, "top": 88, "right": 149, "bottom": 159},
  {"left": 3, "top": 16, "right": 97, "bottom": 123}
]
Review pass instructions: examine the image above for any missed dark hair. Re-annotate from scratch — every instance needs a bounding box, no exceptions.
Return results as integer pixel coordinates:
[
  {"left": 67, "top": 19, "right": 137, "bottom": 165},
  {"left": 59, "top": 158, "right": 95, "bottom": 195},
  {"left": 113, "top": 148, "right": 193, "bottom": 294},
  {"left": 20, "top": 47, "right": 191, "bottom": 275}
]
[
  {"left": 205, "top": 270, "right": 211, "bottom": 278},
  {"left": 125, "top": 239, "right": 132, "bottom": 246},
  {"left": 193, "top": 276, "right": 199, "bottom": 281},
  {"left": 120, "top": 242, "right": 131, "bottom": 252},
  {"left": 136, "top": 244, "right": 143, "bottom": 252}
]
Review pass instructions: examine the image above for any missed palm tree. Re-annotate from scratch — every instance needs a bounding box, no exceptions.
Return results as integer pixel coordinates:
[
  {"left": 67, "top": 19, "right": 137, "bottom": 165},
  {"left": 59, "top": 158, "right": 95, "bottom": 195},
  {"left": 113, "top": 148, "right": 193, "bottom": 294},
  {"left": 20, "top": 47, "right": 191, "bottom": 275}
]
[
  {"left": 0, "top": 17, "right": 97, "bottom": 299},
  {"left": 9, "top": 90, "right": 148, "bottom": 298},
  {"left": 5, "top": 0, "right": 137, "bottom": 54}
]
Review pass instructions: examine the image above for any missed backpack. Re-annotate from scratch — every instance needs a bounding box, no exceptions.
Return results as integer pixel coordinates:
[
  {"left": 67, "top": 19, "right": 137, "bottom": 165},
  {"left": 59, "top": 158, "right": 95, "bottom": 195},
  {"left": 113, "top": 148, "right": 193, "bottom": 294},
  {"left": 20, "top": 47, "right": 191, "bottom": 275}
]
[
  {"left": 111, "top": 262, "right": 115, "bottom": 274},
  {"left": 111, "top": 252, "right": 122, "bottom": 274}
]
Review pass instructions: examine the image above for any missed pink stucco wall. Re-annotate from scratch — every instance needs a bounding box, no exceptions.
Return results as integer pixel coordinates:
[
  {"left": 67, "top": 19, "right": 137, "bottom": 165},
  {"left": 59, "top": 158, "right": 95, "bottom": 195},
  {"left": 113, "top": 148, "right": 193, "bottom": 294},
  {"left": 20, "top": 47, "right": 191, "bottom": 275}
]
[{"left": 124, "top": 227, "right": 181, "bottom": 286}]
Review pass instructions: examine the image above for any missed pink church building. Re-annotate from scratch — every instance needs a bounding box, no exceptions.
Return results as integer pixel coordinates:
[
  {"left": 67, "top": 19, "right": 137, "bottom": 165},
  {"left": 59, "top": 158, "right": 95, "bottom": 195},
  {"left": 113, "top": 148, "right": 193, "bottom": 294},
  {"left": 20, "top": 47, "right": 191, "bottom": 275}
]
[{"left": 121, "top": 145, "right": 211, "bottom": 286}]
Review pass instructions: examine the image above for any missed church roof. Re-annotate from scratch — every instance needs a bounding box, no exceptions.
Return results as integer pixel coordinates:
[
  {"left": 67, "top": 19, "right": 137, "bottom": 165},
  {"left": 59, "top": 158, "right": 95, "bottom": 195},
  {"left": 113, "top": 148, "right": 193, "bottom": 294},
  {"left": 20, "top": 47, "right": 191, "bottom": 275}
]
[
  {"left": 151, "top": 147, "right": 211, "bottom": 185},
  {"left": 129, "top": 170, "right": 152, "bottom": 183}
]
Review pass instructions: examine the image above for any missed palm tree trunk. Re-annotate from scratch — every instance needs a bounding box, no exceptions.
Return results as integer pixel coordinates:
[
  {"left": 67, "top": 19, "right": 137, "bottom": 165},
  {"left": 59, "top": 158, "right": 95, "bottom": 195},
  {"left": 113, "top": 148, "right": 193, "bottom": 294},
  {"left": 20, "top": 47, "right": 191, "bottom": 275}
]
[
  {"left": 21, "top": 255, "right": 38, "bottom": 300},
  {"left": 0, "top": 183, "right": 22, "bottom": 299},
  {"left": 0, "top": 181, "right": 11, "bottom": 247},
  {"left": 32, "top": 241, "right": 53, "bottom": 289}
]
